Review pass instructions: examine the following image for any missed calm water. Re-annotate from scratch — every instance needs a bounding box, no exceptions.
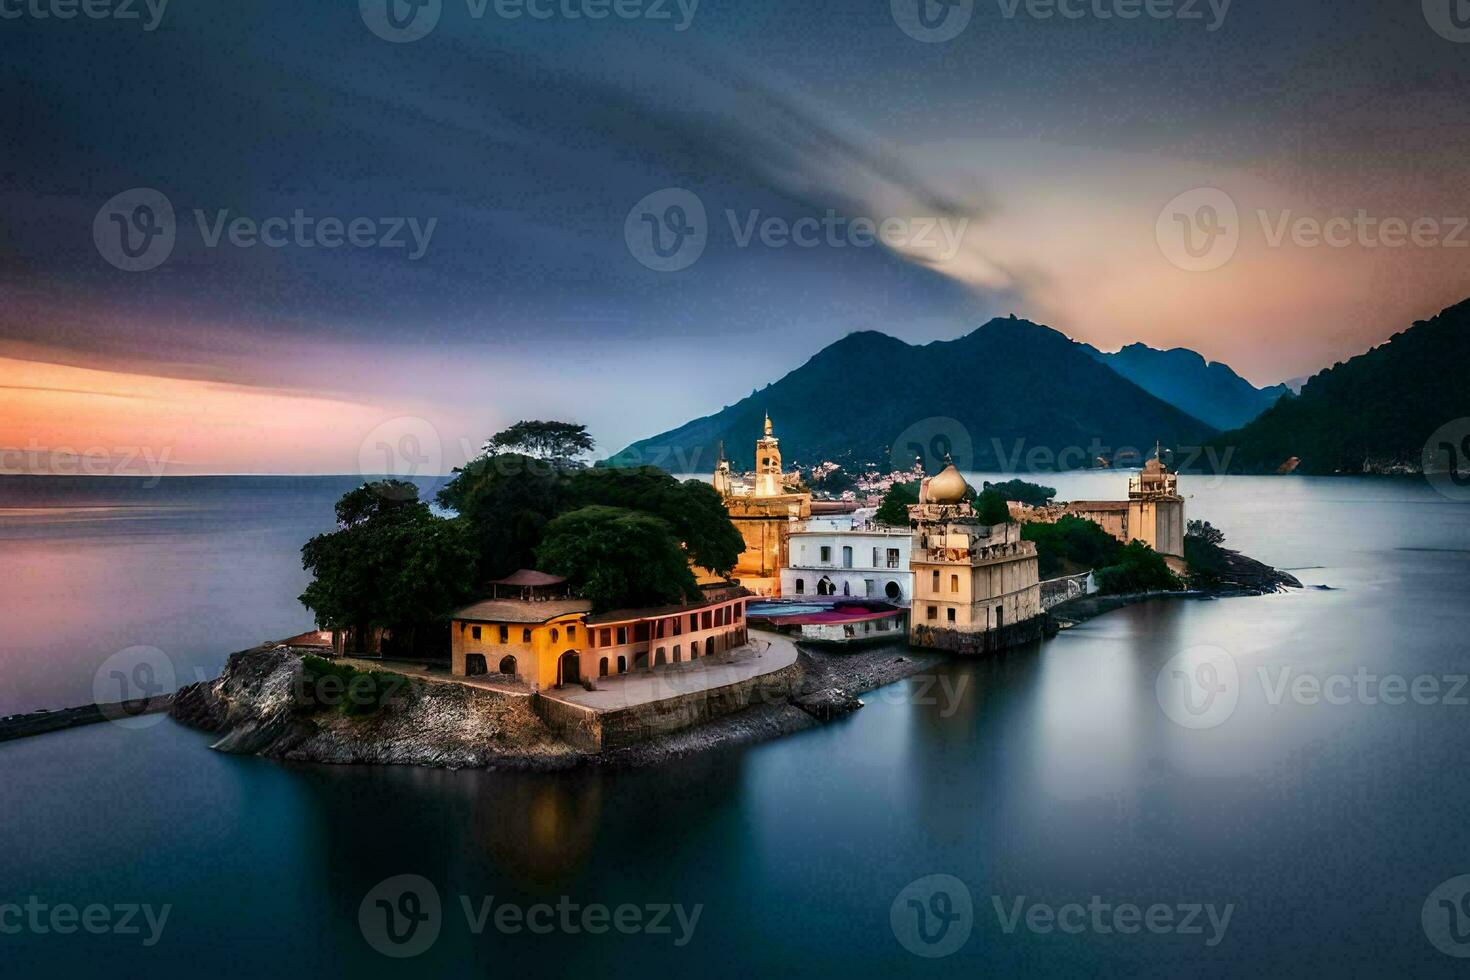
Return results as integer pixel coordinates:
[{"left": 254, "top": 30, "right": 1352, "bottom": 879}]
[{"left": 3, "top": 474, "right": 1469, "bottom": 976}]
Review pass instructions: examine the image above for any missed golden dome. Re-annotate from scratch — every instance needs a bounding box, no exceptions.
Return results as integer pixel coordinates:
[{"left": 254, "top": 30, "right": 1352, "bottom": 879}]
[{"left": 926, "top": 464, "right": 969, "bottom": 504}]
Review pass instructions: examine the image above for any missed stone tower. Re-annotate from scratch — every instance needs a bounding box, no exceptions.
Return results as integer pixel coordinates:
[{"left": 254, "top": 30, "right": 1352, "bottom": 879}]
[
  {"left": 753, "top": 414, "right": 783, "bottom": 498},
  {"left": 712, "top": 441, "right": 733, "bottom": 498},
  {"left": 908, "top": 462, "right": 1043, "bottom": 654},
  {"left": 1127, "top": 443, "right": 1185, "bottom": 559}
]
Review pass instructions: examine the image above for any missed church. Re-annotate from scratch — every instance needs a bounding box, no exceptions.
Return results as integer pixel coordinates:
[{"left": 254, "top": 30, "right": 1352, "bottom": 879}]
[{"left": 713, "top": 416, "right": 811, "bottom": 596}]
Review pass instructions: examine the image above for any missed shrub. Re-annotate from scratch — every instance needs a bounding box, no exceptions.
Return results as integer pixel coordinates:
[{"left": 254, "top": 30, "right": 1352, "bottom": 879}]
[{"left": 299, "top": 655, "right": 409, "bottom": 718}]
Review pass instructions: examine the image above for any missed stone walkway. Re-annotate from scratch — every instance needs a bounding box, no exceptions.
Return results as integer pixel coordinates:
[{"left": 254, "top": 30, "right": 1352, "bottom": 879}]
[{"left": 540, "top": 630, "right": 798, "bottom": 714}]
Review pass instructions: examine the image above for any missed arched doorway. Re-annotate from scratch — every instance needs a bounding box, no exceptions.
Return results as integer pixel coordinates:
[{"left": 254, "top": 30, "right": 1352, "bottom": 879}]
[
  {"left": 817, "top": 576, "right": 835, "bottom": 596},
  {"left": 558, "top": 651, "right": 579, "bottom": 687},
  {"left": 599, "top": 658, "right": 609, "bottom": 677},
  {"left": 617, "top": 655, "right": 627, "bottom": 674},
  {"left": 466, "top": 654, "right": 487, "bottom": 676},
  {"left": 885, "top": 580, "right": 902, "bottom": 600},
  {"left": 497, "top": 655, "right": 516, "bottom": 676},
  {"left": 655, "top": 647, "right": 668, "bottom": 666},
  {"left": 705, "top": 637, "right": 715, "bottom": 657}
]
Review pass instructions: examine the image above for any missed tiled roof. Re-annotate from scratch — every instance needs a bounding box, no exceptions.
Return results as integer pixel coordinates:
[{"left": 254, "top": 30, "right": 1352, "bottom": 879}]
[{"left": 451, "top": 598, "right": 591, "bottom": 624}]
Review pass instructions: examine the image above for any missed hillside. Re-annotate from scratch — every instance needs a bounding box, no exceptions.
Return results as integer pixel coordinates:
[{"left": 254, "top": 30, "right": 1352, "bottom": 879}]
[
  {"left": 1212, "top": 299, "right": 1470, "bottom": 474},
  {"left": 1086, "top": 342, "right": 1291, "bottom": 430},
  {"left": 608, "top": 317, "right": 1217, "bottom": 473}
]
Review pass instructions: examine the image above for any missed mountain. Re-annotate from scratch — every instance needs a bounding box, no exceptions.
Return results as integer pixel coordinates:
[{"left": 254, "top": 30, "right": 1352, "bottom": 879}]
[
  {"left": 608, "top": 317, "right": 1218, "bottom": 474},
  {"left": 1212, "top": 298, "right": 1470, "bottom": 474},
  {"left": 1083, "top": 343, "right": 1291, "bottom": 430}
]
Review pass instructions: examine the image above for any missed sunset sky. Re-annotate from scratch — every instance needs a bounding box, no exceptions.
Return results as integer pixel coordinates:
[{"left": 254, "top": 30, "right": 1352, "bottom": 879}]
[{"left": 4, "top": 0, "right": 1470, "bottom": 474}]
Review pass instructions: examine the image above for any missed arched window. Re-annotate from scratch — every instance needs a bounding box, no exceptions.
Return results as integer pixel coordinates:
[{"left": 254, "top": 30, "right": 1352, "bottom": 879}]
[
  {"left": 551, "top": 628, "right": 560, "bottom": 642},
  {"left": 795, "top": 578, "right": 805, "bottom": 594},
  {"left": 498, "top": 655, "right": 516, "bottom": 675}
]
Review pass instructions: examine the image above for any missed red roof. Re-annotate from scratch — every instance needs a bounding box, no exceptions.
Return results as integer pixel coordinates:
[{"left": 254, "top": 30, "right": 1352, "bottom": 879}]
[{"left": 487, "top": 569, "right": 568, "bottom": 587}]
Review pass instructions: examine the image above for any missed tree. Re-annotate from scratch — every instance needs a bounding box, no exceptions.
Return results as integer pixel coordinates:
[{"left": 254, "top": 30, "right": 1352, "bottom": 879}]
[
  {"left": 535, "top": 506, "right": 699, "bottom": 611},
  {"left": 974, "top": 487, "right": 1014, "bottom": 525},
  {"left": 435, "top": 453, "right": 567, "bottom": 578},
  {"left": 300, "top": 482, "right": 477, "bottom": 656},
  {"left": 875, "top": 481, "right": 919, "bottom": 526},
  {"left": 1184, "top": 520, "right": 1230, "bottom": 589},
  {"left": 983, "top": 478, "right": 1057, "bottom": 507},
  {"left": 564, "top": 466, "right": 744, "bottom": 576},
  {"left": 1022, "top": 515, "right": 1123, "bottom": 579},
  {"left": 1092, "top": 541, "right": 1182, "bottom": 595},
  {"left": 484, "top": 420, "right": 594, "bottom": 462}
]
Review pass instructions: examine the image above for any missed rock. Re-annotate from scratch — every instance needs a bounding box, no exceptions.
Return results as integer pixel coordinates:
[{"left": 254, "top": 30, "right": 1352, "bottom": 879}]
[{"left": 792, "top": 687, "right": 864, "bottom": 721}]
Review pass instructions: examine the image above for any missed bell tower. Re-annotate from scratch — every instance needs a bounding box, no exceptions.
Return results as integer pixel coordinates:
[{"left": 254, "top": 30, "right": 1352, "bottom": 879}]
[{"left": 753, "top": 414, "right": 783, "bottom": 498}]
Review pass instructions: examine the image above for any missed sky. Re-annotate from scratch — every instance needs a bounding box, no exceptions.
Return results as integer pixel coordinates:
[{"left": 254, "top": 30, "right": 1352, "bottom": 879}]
[{"left": 3, "top": 0, "right": 1470, "bottom": 474}]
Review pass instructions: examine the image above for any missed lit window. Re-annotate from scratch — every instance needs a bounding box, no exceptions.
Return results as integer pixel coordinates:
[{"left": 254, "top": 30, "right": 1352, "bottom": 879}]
[{"left": 950, "top": 574, "right": 959, "bottom": 593}]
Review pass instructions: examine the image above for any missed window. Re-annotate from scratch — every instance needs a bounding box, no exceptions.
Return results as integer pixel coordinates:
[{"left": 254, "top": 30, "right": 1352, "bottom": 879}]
[
  {"left": 498, "top": 625, "right": 509, "bottom": 643},
  {"left": 864, "top": 580, "right": 874, "bottom": 596},
  {"left": 567, "top": 626, "right": 576, "bottom": 640},
  {"left": 734, "top": 605, "right": 742, "bottom": 620},
  {"left": 927, "top": 605, "right": 938, "bottom": 621},
  {"left": 947, "top": 608, "right": 957, "bottom": 623},
  {"left": 673, "top": 618, "right": 682, "bottom": 636},
  {"left": 931, "top": 570, "right": 940, "bottom": 592},
  {"left": 872, "top": 547, "right": 880, "bottom": 568},
  {"left": 471, "top": 626, "right": 482, "bottom": 640},
  {"left": 550, "top": 628, "right": 559, "bottom": 642},
  {"left": 600, "top": 629, "right": 612, "bottom": 647},
  {"left": 950, "top": 574, "right": 960, "bottom": 594},
  {"left": 795, "top": 578, "right": 805, "bottom": 594},
  {"left": 820, "top": 546, "right": 832, "bottom": 563},
  {"left": 522, "top": 628, "right": 531, "bottom": 643},
  {"left": 673, "top": 645, "right": 681, "bottom": 660},
  {"left": 842, "top": 546, "right": 853, "bottom": 569},
  {"left": 617, "top": 655, "right": 626, "bottom": 673},
  {"left": 702, "top": 610, "right": 712, "bottom": 630},
  {"left": 887, "top": 548, "right": 901, "bottom": 569},
  {"left": 689, "top": 614, "right": 698, "bottom": 631},
  {"left": 616, "top": 626, "right": 628, "bottom": 645}
]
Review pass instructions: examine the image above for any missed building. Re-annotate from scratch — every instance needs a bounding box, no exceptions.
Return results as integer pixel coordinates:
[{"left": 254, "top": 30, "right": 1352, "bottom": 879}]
[
  {"left": 1007, "top": 444, "right": 1186, "bottom": 565},
  {"left": 449, "top": 570, "right": 751, "bottom": 690},
  {"left": 780, "top": 507, "right": 913, "bottom": 601},
  {"left": 715, "top": 416, "right": 812, "bottom": 597},
  {"left": 908, "top": 463, "right": 1044, "bottom": 654}
]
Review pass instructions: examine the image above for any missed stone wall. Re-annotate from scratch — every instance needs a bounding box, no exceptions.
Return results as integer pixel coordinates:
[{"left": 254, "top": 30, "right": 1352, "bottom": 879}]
[{"left": 910, "top": 614, "right": 1046, "bottom": 655}]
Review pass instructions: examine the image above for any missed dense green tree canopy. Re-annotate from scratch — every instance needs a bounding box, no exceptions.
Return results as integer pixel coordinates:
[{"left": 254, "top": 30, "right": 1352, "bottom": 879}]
[
  {"left": 874, "top": 481, "right": 919, "bottom": 526},
  {"left": 485, "top": 420, "right": 595, "bottom": 461},
  {"left": 1022, "top": 515, "right": 1123, "bottom": 579},
  {"left": 300, "top": 481, "right": 477, "bottom": 651},
  {"left": 983, "top": 478, "right": 1057, "bottom": 507},
  {"left": 535, "top": 506, "right": 700, "bottom": 611}
]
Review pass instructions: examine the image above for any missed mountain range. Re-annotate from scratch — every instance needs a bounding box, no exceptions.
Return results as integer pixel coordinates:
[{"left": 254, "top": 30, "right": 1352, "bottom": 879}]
[
  {"left": 1212, "top": 298, "right": 1470, "bottom": 474},
  {"left": 1082, "top": 343, "right": 1291, "bottom": 431},
  {"left": 609, "top": 317, "right": 1220, "bottom": 473}
]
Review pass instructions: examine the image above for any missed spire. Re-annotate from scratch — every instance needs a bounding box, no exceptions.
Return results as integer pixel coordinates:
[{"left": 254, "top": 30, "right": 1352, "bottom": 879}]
[
  {"left": 717, "top": 440, "right": 726, "bottom": 463},
  {"left": 763, "top": 413, "right": 773, "bottom": 438}
]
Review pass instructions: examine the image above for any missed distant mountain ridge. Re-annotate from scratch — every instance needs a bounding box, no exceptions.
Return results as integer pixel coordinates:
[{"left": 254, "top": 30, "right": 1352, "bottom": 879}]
[
  {"left": 608, "top": 317, "right": 1219, "bottom": 474},
  {"left": 1211, "top": 298, "right": 1470, "bottom": 474},
  {"left": 1083, "top": 342, "right": 1292, "bottom": 431}
]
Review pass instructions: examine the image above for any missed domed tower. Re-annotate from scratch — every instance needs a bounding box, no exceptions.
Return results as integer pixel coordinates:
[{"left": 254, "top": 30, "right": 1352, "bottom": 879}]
[
  {"left": 753, "top": 414, "right": 783, "bottom": 498},
  {"left": 908, "top": 460, "right": 1043, "bottom": 654}
]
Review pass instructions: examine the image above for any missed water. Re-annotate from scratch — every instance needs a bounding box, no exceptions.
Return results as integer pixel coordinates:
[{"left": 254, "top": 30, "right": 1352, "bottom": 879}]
[{"left": 2, "top": 474, "right": 1469, "bottom": 976}]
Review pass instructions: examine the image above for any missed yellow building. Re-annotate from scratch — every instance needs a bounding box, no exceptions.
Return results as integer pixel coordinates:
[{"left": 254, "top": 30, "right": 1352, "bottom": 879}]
[
  {"left": 714, "top": 416, "right": 811, "bottom": 597},
  {"left": 908, "top": 463, "right": 1044, "bottom": 654},
  {"left": 450, "top": 570, "right": 751, "bottom": 690}
]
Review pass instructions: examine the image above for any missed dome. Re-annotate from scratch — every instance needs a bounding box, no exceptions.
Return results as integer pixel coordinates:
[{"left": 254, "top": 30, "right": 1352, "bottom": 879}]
[{"left": 926, "top": 464, "right": 969, "bottom": 504}]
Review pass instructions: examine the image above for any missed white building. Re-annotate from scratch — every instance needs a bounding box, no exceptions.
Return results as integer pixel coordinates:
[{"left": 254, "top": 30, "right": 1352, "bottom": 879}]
[{"left": 780, "top": 509, "right": 913, "bottom": 601}]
